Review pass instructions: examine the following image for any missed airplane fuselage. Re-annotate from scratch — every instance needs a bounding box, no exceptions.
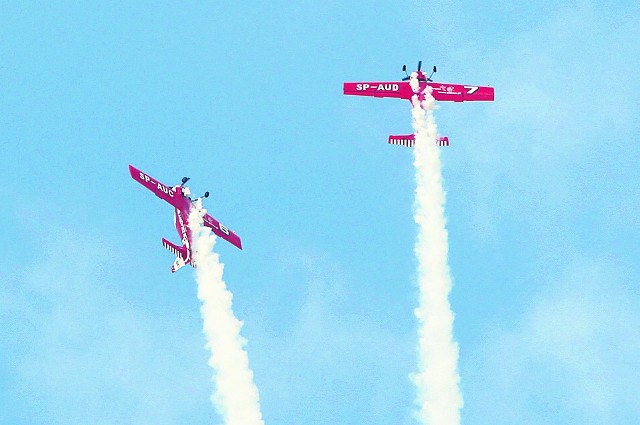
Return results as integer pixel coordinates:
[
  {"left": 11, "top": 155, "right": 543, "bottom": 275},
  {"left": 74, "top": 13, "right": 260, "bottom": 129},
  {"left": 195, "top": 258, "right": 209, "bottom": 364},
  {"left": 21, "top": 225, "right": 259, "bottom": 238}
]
[{"left": 173, "top": 198, "right": 193, "bottom": 265}]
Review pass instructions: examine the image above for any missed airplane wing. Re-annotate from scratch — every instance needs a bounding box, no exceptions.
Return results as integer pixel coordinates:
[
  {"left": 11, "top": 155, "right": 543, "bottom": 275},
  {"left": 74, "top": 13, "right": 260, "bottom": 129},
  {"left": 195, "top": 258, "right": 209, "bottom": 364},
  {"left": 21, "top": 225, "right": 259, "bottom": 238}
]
[
  {"left": 203, "top": 213, "right": 243, "bottom": 250},
  {"left": 129, "top": 165, "right": 182, "bottom": 208},
  {"left": 343, "top": 82, "right": 414, "bottom": 100},
  {"left": 344, "top": 81, "right": 494, "bottom": 102},
  {"left": 427, "top": 82, "right": 494, "bottom": 102}
]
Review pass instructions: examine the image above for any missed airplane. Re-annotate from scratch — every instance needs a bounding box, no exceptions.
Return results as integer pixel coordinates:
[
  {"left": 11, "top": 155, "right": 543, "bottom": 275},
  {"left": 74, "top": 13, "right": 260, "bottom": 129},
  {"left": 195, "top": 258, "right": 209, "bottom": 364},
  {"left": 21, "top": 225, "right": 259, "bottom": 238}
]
[
  {"left": 129, "top": 165, "right": 242, "bottom": 273},
  {"left": 343, "top": 61, "right": 495, "bottom": 147}
]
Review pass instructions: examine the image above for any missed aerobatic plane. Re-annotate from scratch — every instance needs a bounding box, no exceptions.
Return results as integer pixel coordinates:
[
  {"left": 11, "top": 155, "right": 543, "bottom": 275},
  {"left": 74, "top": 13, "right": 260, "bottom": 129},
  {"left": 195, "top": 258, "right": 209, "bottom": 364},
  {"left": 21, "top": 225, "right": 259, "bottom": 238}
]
[
  {"left": 129, "top": 165, "right": 242, "bottom": 273},
  {"left": 343, "top": 61, "right": 494, "bottom": 147}
]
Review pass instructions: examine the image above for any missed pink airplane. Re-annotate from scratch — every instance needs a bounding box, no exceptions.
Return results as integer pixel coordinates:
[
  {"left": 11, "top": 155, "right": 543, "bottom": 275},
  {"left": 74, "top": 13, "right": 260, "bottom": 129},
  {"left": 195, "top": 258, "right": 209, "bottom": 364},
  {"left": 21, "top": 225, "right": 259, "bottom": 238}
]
[
  {"left": 129, "top": 165, "right": 242, "bottom": 273},
  {"left": 343, "top": 61, "right": 495, "bottom": 147}
]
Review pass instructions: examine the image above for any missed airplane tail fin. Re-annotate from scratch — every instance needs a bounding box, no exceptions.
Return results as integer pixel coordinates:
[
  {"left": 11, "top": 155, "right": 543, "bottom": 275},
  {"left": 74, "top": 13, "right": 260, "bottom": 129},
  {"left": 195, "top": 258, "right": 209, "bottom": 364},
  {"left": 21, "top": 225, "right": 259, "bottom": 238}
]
[
  {"left": 388, "top": 134, "right": 450, "bottom": 147},
  {"left": 162, "top": 238, "right": 189, "bottom": 273}
]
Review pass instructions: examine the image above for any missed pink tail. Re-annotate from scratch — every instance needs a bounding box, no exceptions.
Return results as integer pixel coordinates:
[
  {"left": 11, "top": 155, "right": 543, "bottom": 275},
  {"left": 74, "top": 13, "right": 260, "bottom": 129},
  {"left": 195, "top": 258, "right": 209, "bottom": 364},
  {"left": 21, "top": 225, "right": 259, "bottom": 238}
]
[
  {"left": 388, "top": 134, "right": 450, "bottom": 147},
  {"left": 438, "top": 136, "right": 450, "bottom": 146},
  {"left": 388, "top": 134, "right": 416, "bottom": 147},
  {"left": 162, "top": 238, "right": 189, "bottom": 273}
]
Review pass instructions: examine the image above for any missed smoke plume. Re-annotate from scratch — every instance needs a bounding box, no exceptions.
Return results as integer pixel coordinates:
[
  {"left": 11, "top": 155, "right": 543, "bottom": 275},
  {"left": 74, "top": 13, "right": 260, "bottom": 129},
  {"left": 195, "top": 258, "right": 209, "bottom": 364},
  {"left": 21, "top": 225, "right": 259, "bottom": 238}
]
[
  {"left": 188, "top": 200, "right": 264, "bottom": 425},
  {"left": 410, "top": 75, "right": 463, "bottom": 425}
]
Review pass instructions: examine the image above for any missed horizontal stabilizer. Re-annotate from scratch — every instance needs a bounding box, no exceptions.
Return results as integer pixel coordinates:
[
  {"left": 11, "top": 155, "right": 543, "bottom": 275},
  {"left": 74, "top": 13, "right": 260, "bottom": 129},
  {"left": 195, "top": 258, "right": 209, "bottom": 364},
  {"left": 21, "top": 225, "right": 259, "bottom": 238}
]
[
  {"left": 388, "top": 134, "right": 450, "bottom": 147},
  {"left": 388, "top": 134, "right": 416, "bottom": 147},
  {"left": 438, "top": 136, "right": 450, "bottom": 146},
  {"left": 162, "top": 238, "right": 189, "bottom": 273}
]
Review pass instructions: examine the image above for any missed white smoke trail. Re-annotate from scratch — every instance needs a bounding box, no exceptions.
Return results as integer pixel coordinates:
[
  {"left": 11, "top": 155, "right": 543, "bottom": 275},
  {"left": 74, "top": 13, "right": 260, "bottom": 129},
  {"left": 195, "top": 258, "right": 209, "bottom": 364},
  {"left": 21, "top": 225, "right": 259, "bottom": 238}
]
[
  {"left": 410, "top": 74, "right": 463, "bottom": 425},
  {"left": 188, "top": 200, "right": 264, "bottom": 425}
]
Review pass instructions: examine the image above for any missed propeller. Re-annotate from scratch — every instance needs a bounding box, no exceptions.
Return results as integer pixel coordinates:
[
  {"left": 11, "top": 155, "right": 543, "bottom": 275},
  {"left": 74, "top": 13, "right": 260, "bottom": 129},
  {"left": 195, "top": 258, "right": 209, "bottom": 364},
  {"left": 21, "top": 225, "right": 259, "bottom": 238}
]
[
  {"left": 402, "top": 61, "right": 435, "bottom": 81},
  {"left": 195, "top": 191, "right": 210, "bottom": 201},
  {"left": 402, "top": 64, "right": 410, "bottom": 81},
  {"left": 426, "top": 65, "right": 437, "bottom": 82}
]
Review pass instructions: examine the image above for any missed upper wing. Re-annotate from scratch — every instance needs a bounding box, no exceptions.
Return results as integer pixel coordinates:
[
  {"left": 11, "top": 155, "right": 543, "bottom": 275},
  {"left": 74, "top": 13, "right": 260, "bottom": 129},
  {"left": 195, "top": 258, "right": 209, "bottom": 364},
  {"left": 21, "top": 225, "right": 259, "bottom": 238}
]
[
  {"left": 427, "top": 82, "right": 494, "bottom": 102},
  {"left": 343, "top": 81, "right": 414, "bottom": 100},
  {"left": 129, "top": 165, "right": 181, "bottom": 208},
  {"left": 203, "top": 213, "right": 243, "bottom": 250}
]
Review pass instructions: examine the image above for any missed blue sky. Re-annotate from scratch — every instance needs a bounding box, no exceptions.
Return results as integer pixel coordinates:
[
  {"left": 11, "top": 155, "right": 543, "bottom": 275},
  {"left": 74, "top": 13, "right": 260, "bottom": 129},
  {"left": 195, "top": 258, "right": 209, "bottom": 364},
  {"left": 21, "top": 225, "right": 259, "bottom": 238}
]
[{"left": 1, "top": 1, "right": 639, "bottom": 424}]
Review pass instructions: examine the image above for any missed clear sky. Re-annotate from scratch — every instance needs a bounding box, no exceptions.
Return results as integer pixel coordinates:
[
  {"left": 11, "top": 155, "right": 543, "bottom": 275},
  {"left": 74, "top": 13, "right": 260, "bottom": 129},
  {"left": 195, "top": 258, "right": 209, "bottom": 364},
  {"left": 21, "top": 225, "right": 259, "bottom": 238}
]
[{"left": 1, "top": 1, "right": 639, "bottom": 424}]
